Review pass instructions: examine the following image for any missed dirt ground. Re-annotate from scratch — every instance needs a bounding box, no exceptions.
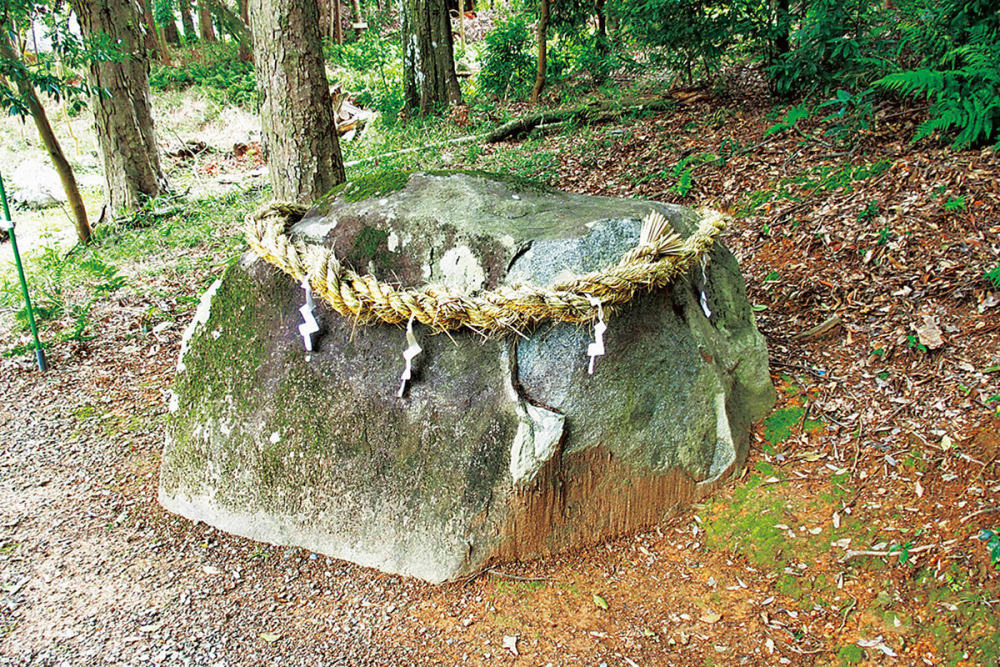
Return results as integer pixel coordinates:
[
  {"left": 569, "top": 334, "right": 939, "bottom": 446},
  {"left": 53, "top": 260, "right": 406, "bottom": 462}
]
[{"left": 2, "top": 83, "right": 999, "bottom": 666}]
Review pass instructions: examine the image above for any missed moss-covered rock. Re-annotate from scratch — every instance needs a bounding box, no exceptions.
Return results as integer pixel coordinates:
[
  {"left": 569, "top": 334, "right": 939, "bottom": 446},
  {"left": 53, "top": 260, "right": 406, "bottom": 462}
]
[{"left": 159, "top": 171, "right": 775, "bottom": 583}]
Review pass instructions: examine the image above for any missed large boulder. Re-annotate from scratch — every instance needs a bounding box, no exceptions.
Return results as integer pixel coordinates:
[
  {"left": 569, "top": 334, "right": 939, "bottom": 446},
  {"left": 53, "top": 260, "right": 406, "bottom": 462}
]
[{"left": 159, "top": 171, "right": 775, "bottom": 583}]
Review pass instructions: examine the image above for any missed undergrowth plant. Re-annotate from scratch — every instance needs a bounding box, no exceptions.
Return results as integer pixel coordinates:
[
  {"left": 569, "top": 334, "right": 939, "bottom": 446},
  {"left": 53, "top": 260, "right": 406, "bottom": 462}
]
[
  {"left": 478, "top": 14, "right": 535, "bottom": 100},
  {"left": 149, "top": 44, "right": 257, "bottom": 108},
  {"left": 873, "top": 0, "right": 1000, "bottom": 148},
  {"left": 984, "top": 263, "right": 1000, "bottom": 289},
  {"left": 1, "top": 249, "right": 126, "bottom": 356},
  {"left": 979, "top": 529, "right": 1000, "bottom": 569}
]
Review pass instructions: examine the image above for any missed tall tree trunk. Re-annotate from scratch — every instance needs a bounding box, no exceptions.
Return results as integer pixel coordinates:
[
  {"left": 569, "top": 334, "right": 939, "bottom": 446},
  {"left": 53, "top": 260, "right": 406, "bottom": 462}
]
[
  {"left": 350, "top": 0, "right": 365, "bottom": 36},
  {"left": 204, "top": 0, "right": 252, "bottom": 49},
  {"left": 532, "top": 0, "right": 549, "bottom": 104},
  {"left": 317, "top": 0, "right": 331, "bottom": 41},
  {"left": 198, "top": 1, "right": 217, "bottom": 41},
  {"left": 333, "top": 0, "right": 343, "bottom": 45},
  {"left": 595, "top": 0, "right": 606, "bottom": 40},
  {"left": 458, "top": 0, "right": 466, "bottom": 47},
  {"left": 773, "top": 0, "right": 791, "bottom": 61},
  {"left": 402, "top": 0, "right": 461, "bottom": 115},
  {"left": 140, "top": 0, "right": 163, "bottom": 58},
  {"left": 238, "top": 0, "right": 251, "bottom": 61},
  {"left": 149, "top": 0, "right": 173, "bottom": 65},
  {"left": 73, "top": 0, "right": 168, "bottom": 213},
  {"left": 164, "top": 17, "right": 181, "bottom": 45},
  {"left": 179, "top": 0, "right": 197, "bottom": 41},
  {"left": 248, "top": 0, "right": 345, "bottom": 202},
  {"left": 0, "top": 33, "right": 91, "bottom": 244}
]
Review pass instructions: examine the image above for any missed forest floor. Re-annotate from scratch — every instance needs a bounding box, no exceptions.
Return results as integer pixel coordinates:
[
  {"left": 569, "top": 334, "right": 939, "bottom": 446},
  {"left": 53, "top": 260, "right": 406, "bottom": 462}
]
[{"left": 1, "top": 75, "right": 999, "bottom": 666}]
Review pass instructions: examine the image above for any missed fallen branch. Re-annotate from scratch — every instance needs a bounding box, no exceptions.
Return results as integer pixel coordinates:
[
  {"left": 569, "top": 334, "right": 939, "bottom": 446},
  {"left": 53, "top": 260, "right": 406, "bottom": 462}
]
[
  {"left": 962, "top": 505, "right": 999, "bottom": 523},
  {"left": 838, "top": 543, "right": 936, "bottom": 563},
  {"left": 484, "top": 98, "right": 676, "bottom": 143},
  {"left": 343, "top": 97, "right": 679, "bottom": 168},
  {"left": 792, "top": 314, "right": 842, "bottom": 341}
]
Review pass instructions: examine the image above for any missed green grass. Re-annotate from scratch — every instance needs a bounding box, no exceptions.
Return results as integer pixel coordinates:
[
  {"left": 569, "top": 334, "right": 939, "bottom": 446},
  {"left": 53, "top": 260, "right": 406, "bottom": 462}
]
[{"left": 1, "top": 186, "right": 265, "bottom": 356}]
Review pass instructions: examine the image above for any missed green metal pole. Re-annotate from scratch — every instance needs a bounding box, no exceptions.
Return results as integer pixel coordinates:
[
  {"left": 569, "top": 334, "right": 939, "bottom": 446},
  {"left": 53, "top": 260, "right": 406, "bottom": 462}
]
[{"left": 0, "top": 171, "right": 47, "bottom": 371}]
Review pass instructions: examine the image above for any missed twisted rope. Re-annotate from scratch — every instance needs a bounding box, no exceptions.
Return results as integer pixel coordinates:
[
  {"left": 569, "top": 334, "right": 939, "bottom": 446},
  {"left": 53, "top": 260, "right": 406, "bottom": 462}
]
[{"left": 245, "top": 202, "right": 727, "bottom": 336}]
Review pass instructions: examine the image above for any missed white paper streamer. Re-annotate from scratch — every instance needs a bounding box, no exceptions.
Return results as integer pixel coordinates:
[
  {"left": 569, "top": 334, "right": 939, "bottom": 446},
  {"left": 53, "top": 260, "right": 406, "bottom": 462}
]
[
  {"left": 586, "top": 294, "right": 607, "bottom": 375},
  {"left": 699, "top": 262, "right": 712, "bottom": 319},
  {"left": 0, "top": 217, "right": 13, "bottom": 231},
  {"left": 298, "top": 277, "right": 319, "bottom": 352},
  {"left": 397, "top": 315, "right": 422, "bottom": 397}
]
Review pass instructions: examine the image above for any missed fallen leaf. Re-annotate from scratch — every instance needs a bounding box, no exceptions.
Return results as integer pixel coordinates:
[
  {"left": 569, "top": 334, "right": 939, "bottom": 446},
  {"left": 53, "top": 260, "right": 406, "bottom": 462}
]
[
  {"left": 916, "top": 314, "right": 944, "bottom": 349},
  {"left": 915, "top": 480, "right": 924, "bottom": 498},
  {"left": 259, "top": 632, "right": 280, "bottom": 643},
  {"left": 593, "top": 594, "right": 609, "bottom": 610},
  {"left": 502, "top": 635, "right": 519, "bottom": 656},
  {"left": 700, "top": 611, "right": 722, "bottom": 624},
  {"left": 857, "top": 636, "right": 897, "bottom": 657}
]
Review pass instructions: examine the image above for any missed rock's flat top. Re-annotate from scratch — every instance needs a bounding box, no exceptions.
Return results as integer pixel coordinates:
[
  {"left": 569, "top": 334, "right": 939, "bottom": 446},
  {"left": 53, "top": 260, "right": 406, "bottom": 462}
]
[{"left": 293, "top": 171, "right": 685, "bottom": 293}]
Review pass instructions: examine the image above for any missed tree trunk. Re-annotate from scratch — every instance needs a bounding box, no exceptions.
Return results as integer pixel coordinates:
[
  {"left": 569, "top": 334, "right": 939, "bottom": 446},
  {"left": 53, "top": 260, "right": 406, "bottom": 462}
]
[
  {"left": 73, "top": 0, "right": 167, "bottom": 213},
  {"left": 0, "top": 33, "right": 91, "bottom": 244},
  {"left": 317, "top": 0, "right": 331, "bottom": 41},
  {"left": 179, "top": 0, "right": 197, "bottom": 41},
  {"left": 532, "top": 0, "right": 549, "bottom": 104},
  {"left": 350, "top": 0, "right": 365, "bottom": 36},
  {"left": 164, "top": 17, "right": 181, "bottom": 45},
  {"left": 595, "top": 0, "right": 606, "bottom": 40},
  {"left": 402, "top": 0, "right": 461, "bottom": 115},
  {"left": 198, "top": 1, "right": 217, "bottom": 41},
  {"left": 140, "top": 0, "right": 163, "bottom": 58},
  {"left": 238, "top": 0, "right": 251, "bottom": 61},
  {"left": 773, "top": 0, "right": 791, "bottom": 61},
  {"left": 204, "top": 0, "right": 252, "bottom": 50},
  {"left": 148, "top": 0, "right": 173, "bottom": 66},
  {"left": 458, "top": 0, "right": 466, "bottom": 47},
  {"left": 333, "top": 0, "right": 343, "bottom": 45},
  {"left": 248, "top": 0, "right": 345, "bottom": 202}
]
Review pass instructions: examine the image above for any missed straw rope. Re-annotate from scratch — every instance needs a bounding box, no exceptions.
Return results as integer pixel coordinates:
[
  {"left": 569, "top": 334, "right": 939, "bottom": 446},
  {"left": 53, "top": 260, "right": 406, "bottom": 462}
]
[{"left": 245, "top": 202, "right": 727, "bottom": 336}]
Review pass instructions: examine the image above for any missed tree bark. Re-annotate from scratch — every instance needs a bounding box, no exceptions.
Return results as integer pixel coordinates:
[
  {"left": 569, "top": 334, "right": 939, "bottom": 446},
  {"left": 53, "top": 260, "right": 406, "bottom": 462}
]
[
  {"left": 532, "top": 0, "right": 549, "bottom": 104},
  {"left": 402, "top": 0, "right": 461, "bottom": 115},
  {"left": 204, "top": 0, "right": 252, "bottom": 48},
  {"left": 350, "top": 0, "right": 365, "bottom": 36},
  {"left": 179, "top": 0, "right": 197, "bottom": 42},
  {"left": 773, "top": 0, "right": 791, "bottom": 61},
  {"left": 0, "top": 33, "right": 91, "bottom": 244},
  {"left": 147, "top": 0, "right": 173, "bottom": 66},
  {"left": 248, "top": 0, "right": 345, "bottom": 202},
  {"left": 595, "top": 0, "right": 606, "bottom": 40},
  {"left": 333, "top": 0, "right": 343, "bottom": 45},
  {"left": 238, "top": 0, "right": 251, "bottom": 61},
  {"left": 140, "top": 0, "right": 163, "bottom": 58},
  {"left": 198, "top": 1, "right": 217, "bottom": 41},
  {"left": 73, "top": 0, "right": 167, "bottom": 213},
  {"left": 163, "top": 17, "right": 181, "bottom": 45}
]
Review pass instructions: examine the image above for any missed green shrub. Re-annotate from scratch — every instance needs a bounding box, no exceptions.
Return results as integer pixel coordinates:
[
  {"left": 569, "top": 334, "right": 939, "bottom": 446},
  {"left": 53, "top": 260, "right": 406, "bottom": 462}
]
[
  {"left": 546, "top": 32, "right": 617, "bottom": 86},
  {"left": 479, "top": 14, "right": 535, "bottom": 100},
  {"left": 767, "top": 0, "right": 895, "bottom": 95},
  {"left": 873, "top": 0, "right": 1000, "bottom": 148},
  {"left": 149, "top": 44, "right": 257, "bottom": 108},
  {"left": 612, "top": 0, "right": 728, "bottom": 83},
  {"left": 327, "top": 34, "right": 405, "bottom": 120},
  {"left": 985, "top": 263, "right": 1000, "bottom": 289}
]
